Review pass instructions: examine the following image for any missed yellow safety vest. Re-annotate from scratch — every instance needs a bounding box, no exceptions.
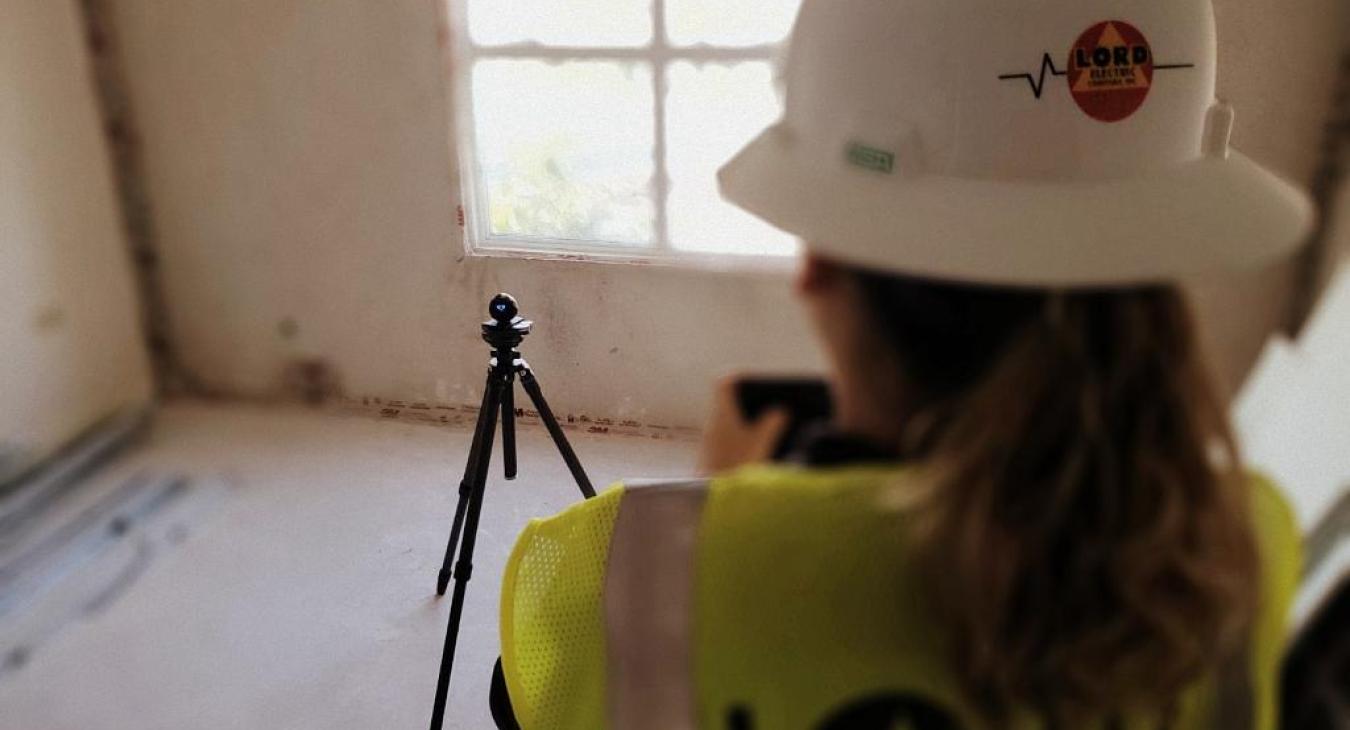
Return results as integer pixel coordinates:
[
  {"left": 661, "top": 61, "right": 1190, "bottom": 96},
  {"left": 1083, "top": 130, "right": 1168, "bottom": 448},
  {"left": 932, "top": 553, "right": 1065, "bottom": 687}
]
[{"left": 499, "top": 465, "right": 1301, "bottom": 729}]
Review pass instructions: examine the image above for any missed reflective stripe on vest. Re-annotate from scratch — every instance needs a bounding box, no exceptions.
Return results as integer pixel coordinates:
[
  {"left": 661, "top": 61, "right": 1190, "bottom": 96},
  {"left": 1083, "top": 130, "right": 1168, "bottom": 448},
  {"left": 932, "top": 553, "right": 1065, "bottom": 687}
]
[{"left": 604, "top": 480, "right": 710, "bottom": 730}]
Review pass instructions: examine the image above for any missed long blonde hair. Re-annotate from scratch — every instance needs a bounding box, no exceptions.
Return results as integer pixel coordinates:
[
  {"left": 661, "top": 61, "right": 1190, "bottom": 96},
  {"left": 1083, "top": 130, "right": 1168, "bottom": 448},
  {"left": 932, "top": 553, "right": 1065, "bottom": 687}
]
[{"left": 852, "top": 270, "right": 1259, "bottom": 725}]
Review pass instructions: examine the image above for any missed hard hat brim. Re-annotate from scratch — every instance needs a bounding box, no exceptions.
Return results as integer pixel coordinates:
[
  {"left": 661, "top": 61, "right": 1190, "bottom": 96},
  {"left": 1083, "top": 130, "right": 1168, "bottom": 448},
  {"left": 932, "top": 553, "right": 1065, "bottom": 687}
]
[{"left": 718, "top": 126, "right": 1315, "bottom": 287}]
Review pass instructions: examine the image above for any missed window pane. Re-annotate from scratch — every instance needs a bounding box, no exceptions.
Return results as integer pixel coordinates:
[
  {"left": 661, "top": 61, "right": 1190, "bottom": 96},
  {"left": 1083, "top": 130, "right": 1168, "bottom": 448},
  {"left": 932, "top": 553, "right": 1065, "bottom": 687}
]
[
  {"left": 467, "top": 0, "right": 652, "bottom": 47},
  {"left": 473, "top": 60, "right": 655, "bottom": 245},
  {"left": 666, "top": 62, "right": 797, "bottom": 255},
  {"left": 666, "top": 0, "right": 802, "bottom": 47}
]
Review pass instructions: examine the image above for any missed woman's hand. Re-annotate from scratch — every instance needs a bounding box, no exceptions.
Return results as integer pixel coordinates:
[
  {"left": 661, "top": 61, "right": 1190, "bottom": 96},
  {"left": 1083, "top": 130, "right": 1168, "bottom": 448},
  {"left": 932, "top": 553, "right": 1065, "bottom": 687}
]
[{"left": 698, "top": 377, "right": 792, "bottom": 475}]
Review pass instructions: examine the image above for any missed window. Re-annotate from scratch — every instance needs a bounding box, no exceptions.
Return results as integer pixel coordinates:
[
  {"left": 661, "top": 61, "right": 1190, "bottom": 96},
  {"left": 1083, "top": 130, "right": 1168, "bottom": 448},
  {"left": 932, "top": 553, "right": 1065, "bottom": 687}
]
[{"left": 450, "top": 0, "right": 804, "bottom": 263}]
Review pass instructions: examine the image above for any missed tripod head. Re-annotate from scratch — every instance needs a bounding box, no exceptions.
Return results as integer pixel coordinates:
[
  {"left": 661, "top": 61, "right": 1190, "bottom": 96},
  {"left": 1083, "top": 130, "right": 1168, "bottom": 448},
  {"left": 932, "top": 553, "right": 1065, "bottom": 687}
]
[{"left": 481, "top": 293, "right": 532, "bottom": 352}]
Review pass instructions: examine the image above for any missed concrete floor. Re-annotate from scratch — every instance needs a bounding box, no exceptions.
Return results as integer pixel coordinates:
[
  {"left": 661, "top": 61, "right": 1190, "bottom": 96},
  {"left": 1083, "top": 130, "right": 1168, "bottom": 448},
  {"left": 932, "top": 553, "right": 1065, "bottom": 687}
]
[{"left": 0, "top": 402, "right": 698, "bottom": 729}]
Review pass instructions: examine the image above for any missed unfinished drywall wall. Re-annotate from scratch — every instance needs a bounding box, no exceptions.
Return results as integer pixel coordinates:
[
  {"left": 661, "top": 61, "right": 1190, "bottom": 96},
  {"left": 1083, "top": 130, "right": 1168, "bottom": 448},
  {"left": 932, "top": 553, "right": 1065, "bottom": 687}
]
[
  {"left": 0, "top": 0, "right": 152, "bottom": 482},
  {"left": 1329, "top": 183, "right": 1350, "bottom": 271},
  {"left": 1313, "top": 45, "right": 1350, "bottom": 282},
  {"left": 1186, "top": 0, "right": 1347, "bottom": 394},
  {"left": 105, "top": 0, "right": 1344, "bottom": 428},
  {"left": 102, "top": 0, "right": 813, "bottom": 429}
]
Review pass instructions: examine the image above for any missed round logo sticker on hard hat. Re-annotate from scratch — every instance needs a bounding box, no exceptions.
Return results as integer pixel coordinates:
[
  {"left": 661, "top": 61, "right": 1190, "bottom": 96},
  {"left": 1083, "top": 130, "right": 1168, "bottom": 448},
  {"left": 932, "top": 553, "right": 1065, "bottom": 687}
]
[{"left": 1067, "top": 21, "right": 1155, "bottom": 123}]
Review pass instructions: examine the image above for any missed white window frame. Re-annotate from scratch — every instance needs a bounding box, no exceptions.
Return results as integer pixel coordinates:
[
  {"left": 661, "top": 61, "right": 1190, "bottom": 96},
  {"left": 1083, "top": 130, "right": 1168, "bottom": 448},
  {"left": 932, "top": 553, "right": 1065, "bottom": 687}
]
[{"left": 445, "top": 0, "right": 797, "bottom": 270}]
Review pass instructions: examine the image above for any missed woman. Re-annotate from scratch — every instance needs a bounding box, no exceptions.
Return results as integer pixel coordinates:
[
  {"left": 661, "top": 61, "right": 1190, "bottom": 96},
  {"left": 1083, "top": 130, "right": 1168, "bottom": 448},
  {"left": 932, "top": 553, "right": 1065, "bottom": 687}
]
[{"left": 493, "top": 0, "right": 1311, "bottom": 727}]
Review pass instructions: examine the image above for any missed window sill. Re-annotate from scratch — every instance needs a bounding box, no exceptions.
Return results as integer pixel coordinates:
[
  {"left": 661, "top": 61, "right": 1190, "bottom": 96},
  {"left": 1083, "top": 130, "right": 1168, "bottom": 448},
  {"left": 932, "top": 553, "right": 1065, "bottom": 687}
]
[{"left": 464, "top": 238, "right": 800, "bottom": 276}]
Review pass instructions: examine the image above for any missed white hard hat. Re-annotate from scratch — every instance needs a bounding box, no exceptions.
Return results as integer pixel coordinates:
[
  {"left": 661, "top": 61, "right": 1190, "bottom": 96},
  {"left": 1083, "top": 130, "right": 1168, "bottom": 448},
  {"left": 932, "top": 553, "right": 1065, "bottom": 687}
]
[{"left": 718, "top": 0, "right": 1315, "bottom": 286}]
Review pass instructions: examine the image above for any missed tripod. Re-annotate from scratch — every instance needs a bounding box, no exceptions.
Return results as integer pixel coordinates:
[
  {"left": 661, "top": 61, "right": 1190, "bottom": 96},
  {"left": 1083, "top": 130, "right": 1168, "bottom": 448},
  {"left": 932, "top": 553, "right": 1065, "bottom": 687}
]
[{"left": 430, "top": 294, "right": 596, "bottom": 730}]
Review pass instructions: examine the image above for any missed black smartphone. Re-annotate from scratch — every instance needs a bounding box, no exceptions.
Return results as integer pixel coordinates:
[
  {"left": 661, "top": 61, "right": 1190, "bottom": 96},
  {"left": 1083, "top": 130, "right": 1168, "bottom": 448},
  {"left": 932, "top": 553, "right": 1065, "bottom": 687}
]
[{"left": 734, "top": 377, "right": 834, "bottom": 460}]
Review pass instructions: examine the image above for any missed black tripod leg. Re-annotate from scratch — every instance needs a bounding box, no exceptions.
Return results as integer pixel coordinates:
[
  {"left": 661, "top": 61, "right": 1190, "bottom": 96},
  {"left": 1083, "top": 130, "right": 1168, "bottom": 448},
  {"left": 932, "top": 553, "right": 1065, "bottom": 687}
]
[
  {"left": 501, "top": 376, "right": 517, "bottom": 481},
  {"left": 519, "top": 368, "right": 596, "bottom": 499},
  {"left": 430, "top": 375, "right": 503, "bottom": 730},
  {"left": 437, "top": 378, "right": 494, "bottom": 596}
]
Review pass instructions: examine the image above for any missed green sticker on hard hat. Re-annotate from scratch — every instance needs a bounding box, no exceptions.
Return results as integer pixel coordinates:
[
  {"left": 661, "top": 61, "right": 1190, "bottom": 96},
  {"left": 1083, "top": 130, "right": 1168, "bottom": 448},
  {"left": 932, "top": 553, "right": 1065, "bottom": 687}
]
[{"left": 846, "top": 143, "right": 895, "bottom": 174}]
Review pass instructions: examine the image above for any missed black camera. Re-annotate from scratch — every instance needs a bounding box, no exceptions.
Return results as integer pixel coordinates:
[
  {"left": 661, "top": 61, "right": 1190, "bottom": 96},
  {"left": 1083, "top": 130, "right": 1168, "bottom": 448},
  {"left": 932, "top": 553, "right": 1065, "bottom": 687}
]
[
  {"left": 482, "top": 293, "right": 531, "bottom": 348},
  {"left": 489, "top": 294, "right": 519, "bottom": 323}
]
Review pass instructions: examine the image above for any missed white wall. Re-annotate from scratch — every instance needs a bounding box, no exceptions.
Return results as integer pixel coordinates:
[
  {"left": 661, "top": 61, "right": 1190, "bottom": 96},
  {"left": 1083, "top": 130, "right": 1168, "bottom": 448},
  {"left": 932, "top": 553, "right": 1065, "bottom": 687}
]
[
  {"left": 0, "top": 0, "right": 153, "bottom": 482},
  {"left": 107, "top": 0, "right": 1344, "bottom": 428}
]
